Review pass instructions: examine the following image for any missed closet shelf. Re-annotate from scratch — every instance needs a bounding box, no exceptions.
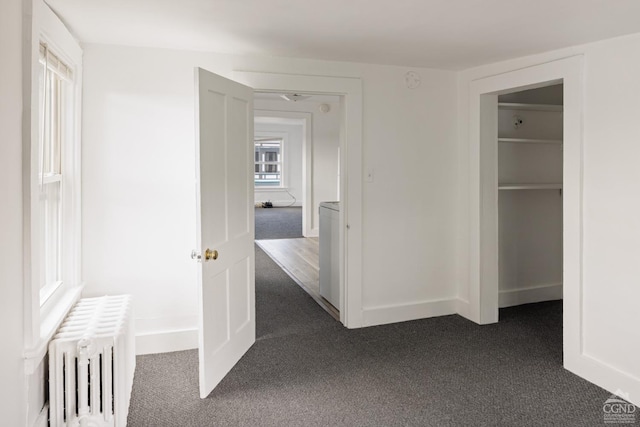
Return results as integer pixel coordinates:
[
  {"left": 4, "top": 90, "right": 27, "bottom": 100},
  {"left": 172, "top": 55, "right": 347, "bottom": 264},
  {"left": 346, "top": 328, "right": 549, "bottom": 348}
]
[
  {"left": 498, "top": 183, "right": 563, "bottom": 190},
  {"left": 498, "top": 102, "right": 563, "bottom": 112},
  {"left": 498, "top": 138, "right": 562, "bottom": 145}
]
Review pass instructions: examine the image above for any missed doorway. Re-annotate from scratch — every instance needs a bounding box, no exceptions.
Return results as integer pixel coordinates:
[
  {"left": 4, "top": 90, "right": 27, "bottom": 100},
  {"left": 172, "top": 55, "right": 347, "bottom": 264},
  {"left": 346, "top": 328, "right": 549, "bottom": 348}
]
[
  {"left": 468, "top": 56, "right": 585, "bottom": 379},
  {"left": 234, "top": 70, "right": 364, "bottom": 328},
  {"left": 252, "top": 92, "right": 342, "bottom": 320},
  {"left": 194, "top": 69, "right": 364, "bottom": 398},
  {"left": 496, "top": 84, "right": 563, "bottom": 311}
]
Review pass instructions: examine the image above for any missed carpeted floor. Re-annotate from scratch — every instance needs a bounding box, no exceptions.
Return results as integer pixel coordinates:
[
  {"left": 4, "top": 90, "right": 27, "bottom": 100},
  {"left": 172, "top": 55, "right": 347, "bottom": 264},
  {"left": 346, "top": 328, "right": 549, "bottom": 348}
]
[
  {"left": 255, "top": 207, "right": 303, "bottom": 240},
  {"left": 127, "top": 247, "right": 612, "bottom": 426}
]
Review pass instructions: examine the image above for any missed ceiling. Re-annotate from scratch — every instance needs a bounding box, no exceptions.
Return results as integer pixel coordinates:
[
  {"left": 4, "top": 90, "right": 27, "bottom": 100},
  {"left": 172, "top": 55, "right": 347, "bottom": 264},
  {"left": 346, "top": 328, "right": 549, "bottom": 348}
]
[{"left": 46, "top": 0, "right": 640, "bottom": 70}]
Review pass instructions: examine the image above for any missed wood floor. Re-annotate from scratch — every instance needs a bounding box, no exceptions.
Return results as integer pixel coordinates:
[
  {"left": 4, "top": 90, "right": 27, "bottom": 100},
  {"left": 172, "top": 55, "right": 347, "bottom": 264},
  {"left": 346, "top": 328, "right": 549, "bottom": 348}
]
[{"left": 256, "top": 237, "right": 339, "bottom": 320}]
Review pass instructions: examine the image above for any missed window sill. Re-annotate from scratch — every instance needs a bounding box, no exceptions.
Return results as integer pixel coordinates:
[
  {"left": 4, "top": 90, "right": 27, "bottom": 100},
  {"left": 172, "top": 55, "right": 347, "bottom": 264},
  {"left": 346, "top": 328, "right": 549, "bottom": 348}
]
[{"left": 24, "top": 284, "right": 83, "bottom": 374}]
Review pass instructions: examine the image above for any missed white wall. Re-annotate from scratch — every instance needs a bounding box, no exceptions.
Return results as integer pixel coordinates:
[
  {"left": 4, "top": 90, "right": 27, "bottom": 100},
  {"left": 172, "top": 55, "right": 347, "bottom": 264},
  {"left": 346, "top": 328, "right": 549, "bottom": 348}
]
[
  {"left": 82, "top": 47, "right": 200, "bottom": 353},
  {"left": 456, "top": 34, "right": 640, "bottom": 404},
  {"left": 0, "top": 0, "right": 27, "bottom": 423},
  {"left": 81, "top": 44, "right": 459, "bottom": 352},
  {"left": 360, "top": 65, "right": 458, "bottom": 324},
  {"left": 308, "top": 101, "right": 340, "bottom": 229},
  {"left": 0, "top": 2, "right": 50, "bottom": 425}
]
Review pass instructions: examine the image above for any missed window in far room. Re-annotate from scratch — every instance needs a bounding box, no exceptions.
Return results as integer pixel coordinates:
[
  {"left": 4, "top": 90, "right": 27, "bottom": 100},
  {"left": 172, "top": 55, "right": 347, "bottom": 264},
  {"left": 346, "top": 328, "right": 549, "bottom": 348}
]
[{"left": 254, "top": 138, "right": 284, "bottom": 188}]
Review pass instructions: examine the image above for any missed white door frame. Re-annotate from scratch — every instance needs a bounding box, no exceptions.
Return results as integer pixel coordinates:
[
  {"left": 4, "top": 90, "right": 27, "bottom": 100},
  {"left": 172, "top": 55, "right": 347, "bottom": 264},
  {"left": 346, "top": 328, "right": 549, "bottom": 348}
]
[
  {"left": 234, "top": 71, "right": 363, "bottom": 328},
  {"left": 253, "top": 110, "right": 315, "bottom": 237},
  {"left": 468, "top": 56, "right": 584, "bottom": 371}
]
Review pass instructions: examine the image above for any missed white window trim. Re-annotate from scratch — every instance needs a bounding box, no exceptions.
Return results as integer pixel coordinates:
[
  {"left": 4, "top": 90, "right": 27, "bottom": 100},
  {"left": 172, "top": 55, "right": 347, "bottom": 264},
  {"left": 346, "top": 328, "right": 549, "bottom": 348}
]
[
  {"left": 39, "top": 280, "right": 63, "bottom": 305},
  {"left": 23, "top": 0, "right": 84, "bottom": 374},
  {"left": 254, "top": 131, "right": 288, "bottom": 190}
]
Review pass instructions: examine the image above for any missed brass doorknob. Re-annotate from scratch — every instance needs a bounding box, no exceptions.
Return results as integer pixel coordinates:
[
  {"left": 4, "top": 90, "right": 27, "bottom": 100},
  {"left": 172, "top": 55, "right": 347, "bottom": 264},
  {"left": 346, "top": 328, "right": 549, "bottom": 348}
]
[{"left": 204, "top": 248, "right": 218, "bottom": 261}]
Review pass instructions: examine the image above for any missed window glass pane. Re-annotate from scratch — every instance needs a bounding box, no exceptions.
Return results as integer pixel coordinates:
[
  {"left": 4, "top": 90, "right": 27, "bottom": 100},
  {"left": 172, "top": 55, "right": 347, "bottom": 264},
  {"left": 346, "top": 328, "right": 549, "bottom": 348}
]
[
  {"left": 39, "top": 53, "right": 67, "bottom": 299},
  {"left": 52, "top": 78, "right": 63, "bottom": 174},
  {"left": 41, "top": 181, "right": 62, "bottom": 288},
  {"left": 254, "top": 139, "right": 283, "bottom": 187},
  {"left": 44, "top": 72, "right": 54, "bottom": 175},
  {"left": 42, "top": 75, "right": 64, "bottom": 176}
]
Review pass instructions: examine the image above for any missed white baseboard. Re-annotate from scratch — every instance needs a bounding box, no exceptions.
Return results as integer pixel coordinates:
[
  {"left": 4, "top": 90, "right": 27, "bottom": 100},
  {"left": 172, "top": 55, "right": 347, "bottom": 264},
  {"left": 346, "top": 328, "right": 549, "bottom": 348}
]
[
  {"left": 362, "top": 298, "right": 458, "bottom": 327},
  {"left": 499, "top": 283, "right": 562, "bottom": 308},
  {"left": 136, "top": 328, "right": 198, "bottom": 355},
  {"left": 304, "top": 227, "right": 319, "bottom": 238},
  {"left": 455, "top": 298, "right": 471, "bottom": 320},
  {"left": 567, "top": 352, "right": 640, "bottom": 407}
]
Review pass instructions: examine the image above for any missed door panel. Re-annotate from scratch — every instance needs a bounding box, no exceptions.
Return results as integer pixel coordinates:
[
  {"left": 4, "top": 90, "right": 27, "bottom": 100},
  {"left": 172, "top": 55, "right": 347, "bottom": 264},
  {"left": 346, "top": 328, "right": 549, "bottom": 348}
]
[
  {"left": 195, "top": 68, "right": 255, "bottom": 398},
  {"left": 202, "top": 270, "right": 230, "bottom": 354},
  {"left": 229, "top": 257, "right": 251, "bottom": 333},
  {"left": 227, "top": 97, "right": 250, "bottom": 240},
  {"left": 199, "top": 89, "right": 228, "bottom": 246}
]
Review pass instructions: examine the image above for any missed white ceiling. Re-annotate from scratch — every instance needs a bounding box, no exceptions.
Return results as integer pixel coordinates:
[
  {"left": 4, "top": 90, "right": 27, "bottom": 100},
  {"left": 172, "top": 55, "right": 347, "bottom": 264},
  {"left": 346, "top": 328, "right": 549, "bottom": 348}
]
[{"left": 46, "top": 0, "right": 640, "bottom": 70}]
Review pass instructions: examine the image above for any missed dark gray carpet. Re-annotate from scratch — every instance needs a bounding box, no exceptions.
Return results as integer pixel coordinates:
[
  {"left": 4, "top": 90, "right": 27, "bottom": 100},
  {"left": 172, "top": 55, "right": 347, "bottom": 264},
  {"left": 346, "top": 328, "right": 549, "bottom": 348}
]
[
  {"left": 127, "top": 247, "right": 612, "bottom": 426},
  {"left": 255, "top": 207, "right": 303, "bottom": 240}
]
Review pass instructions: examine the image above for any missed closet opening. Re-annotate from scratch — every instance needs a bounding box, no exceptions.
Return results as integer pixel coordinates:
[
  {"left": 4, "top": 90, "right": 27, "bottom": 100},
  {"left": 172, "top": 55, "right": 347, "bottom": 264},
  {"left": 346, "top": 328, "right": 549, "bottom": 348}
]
[{"left": 496, "top": 83, "right": 564, "bottom": 317}]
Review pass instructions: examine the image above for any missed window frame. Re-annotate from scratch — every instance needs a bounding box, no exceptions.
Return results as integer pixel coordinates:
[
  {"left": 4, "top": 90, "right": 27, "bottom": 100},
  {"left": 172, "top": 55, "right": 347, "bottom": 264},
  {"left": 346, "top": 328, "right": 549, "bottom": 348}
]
[
  {"left": 38, "top": 44, "right": 68, "bottom": 306},
  {"left": 23, "top": 0, "right": 84, "bottom": 374},
  {"left": 254, "top": 131, "right": 289, "bottom": 190}
]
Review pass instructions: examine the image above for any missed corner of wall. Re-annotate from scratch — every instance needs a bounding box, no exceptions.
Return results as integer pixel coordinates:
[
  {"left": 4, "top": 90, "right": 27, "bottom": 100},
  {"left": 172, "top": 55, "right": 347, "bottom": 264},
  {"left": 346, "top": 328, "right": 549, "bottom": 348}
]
[{"left": 0, "top": 0, "right": 28, "bottom": 423}]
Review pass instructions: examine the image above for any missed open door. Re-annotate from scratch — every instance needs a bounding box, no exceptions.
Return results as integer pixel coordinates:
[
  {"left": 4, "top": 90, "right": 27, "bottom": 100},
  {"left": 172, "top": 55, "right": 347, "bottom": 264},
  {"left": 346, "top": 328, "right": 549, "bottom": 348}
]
[{"left": 193, "top": 68, "right": 255, "bottom": 398}]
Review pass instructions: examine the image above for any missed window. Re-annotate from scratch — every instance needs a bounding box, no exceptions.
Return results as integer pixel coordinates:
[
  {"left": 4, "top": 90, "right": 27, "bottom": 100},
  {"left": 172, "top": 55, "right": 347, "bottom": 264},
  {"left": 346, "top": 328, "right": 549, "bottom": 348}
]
[
  {"left": 24, "top": 1, "right": 83, "bottom": 374},
  {"left": 38, "top": 43, "right": 73, "bottom": 305},
  {"left": 255, "top": 138, "right": 284, "bottom": 187}
]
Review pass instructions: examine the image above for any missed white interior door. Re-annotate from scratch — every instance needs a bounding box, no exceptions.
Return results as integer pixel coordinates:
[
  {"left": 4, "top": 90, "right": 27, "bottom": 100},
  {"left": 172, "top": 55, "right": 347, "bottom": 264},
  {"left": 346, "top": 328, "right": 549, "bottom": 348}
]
[{"left": 194, "top": 67, "right": 255, "bottom": 398}]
